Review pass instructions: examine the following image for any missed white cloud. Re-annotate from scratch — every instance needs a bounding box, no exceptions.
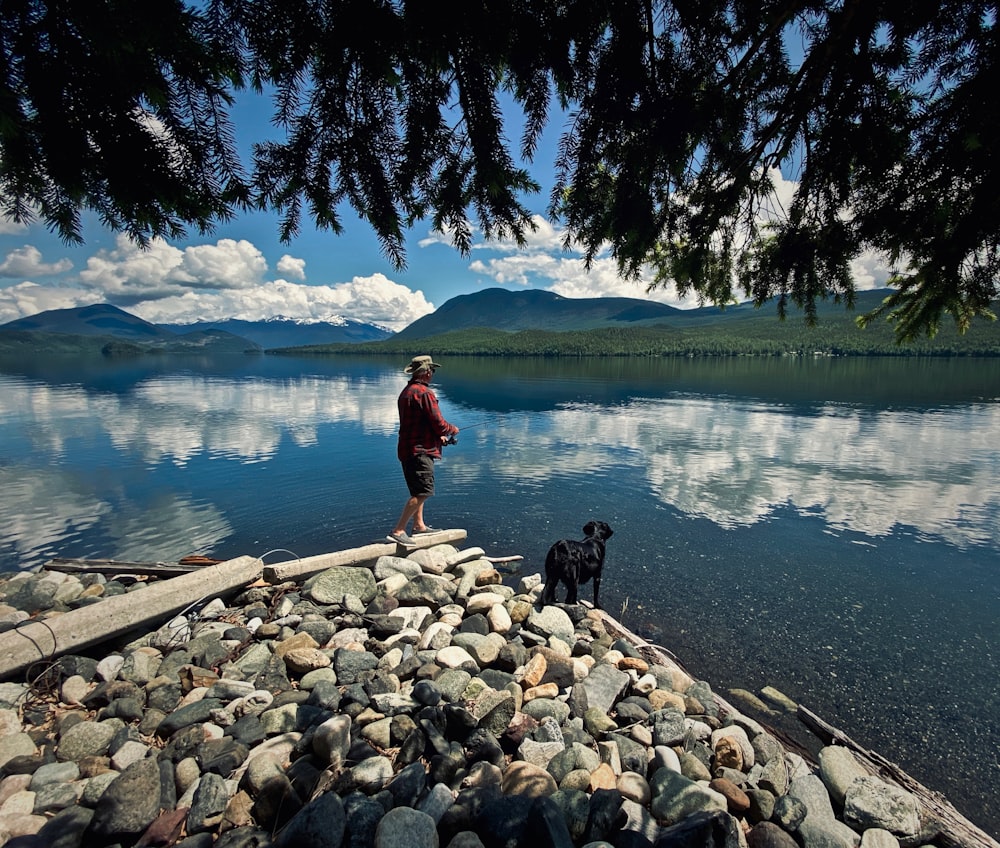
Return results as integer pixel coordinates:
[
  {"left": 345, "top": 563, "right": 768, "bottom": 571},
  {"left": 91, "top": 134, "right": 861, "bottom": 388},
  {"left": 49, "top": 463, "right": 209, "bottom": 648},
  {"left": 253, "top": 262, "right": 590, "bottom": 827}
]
[
  {"left": 78, "top": 234, "right": 269, "bottom": 299},
  {"left": 130, "top": 273, "right": 433, "bottom": 331},
  {"left": 0, "top": 281, "right": 102, "bottom": 324},
  {"left": 179, "top": 239, "right": 268, "bottom": 289},
  {"left": 0, "top": 245, "right": 73, "bottom": 278},
  {"left": 277, "top": 254, "right": 307, "bottom": 280},
  {"left": 469, "top": 251, "right": 687, "bottom": 306}
]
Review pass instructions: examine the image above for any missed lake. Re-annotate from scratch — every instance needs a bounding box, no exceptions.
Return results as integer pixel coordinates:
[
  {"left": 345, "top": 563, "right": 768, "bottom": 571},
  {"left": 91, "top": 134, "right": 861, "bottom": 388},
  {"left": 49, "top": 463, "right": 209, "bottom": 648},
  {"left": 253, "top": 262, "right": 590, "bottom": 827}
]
[{"left": 1, "top": 352, "right": 999, "bottom": 836}]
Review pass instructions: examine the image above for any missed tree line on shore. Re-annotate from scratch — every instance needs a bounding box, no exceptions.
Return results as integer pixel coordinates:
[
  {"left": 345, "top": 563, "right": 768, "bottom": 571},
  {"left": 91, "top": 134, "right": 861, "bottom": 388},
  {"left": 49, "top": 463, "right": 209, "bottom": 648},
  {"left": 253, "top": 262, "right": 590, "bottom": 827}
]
[{"left": 279, "top": 319, "right": 1000, "bottom": 358}]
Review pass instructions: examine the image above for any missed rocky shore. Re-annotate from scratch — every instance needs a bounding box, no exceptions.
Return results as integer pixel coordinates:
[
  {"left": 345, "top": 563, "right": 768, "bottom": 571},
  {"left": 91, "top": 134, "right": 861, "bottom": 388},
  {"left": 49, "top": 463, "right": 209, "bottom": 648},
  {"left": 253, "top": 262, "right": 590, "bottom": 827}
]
[{"left": 0, "top": 541, "right": 960, "bottom": 848}]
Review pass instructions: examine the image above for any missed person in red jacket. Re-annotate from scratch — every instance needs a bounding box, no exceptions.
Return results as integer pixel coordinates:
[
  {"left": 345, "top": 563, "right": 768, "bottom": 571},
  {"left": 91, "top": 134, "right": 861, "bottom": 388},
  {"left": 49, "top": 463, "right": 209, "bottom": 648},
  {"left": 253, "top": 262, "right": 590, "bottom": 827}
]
[{"left": 387, "top": 355, "right": 459, "bottom": 546}]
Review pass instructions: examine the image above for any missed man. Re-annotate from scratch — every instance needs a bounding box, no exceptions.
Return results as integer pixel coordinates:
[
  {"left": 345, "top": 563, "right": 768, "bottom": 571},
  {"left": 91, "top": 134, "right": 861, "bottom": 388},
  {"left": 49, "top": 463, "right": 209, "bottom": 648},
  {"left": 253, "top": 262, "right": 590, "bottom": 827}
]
[{"left": 388, "top": 355, "right": 459, "bottom": 546}]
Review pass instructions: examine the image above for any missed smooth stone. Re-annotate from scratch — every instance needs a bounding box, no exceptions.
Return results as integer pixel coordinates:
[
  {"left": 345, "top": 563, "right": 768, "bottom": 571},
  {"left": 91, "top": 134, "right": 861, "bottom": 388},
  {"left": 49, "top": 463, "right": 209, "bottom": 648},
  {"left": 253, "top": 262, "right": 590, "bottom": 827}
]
[
  {"left": 649, "top": 767, "right": 727, "bottom": 825},
  {"left": 501, "top": 761, "right": 558, "bottom": 798},
  {"left": 275, "top": 791, "right": 346, "bottom": 848},
  {"left": 375, "top": 806, "right": 440, "bottom": 848}
]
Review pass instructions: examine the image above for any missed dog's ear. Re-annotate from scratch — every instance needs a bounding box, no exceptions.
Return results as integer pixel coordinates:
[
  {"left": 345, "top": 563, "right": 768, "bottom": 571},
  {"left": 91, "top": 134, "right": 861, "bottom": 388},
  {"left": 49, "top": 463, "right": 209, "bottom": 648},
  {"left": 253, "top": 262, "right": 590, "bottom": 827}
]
[{"left": 583, "top": 521, "right": 597, "bottom": 537}]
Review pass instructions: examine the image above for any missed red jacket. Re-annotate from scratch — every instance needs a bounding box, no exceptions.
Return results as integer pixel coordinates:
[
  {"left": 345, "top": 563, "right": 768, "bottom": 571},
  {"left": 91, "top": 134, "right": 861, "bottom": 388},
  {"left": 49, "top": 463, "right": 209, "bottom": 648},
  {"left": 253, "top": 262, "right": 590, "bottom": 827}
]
[{"left": 397, "top": 374, "right": 457, "bottom": 460}]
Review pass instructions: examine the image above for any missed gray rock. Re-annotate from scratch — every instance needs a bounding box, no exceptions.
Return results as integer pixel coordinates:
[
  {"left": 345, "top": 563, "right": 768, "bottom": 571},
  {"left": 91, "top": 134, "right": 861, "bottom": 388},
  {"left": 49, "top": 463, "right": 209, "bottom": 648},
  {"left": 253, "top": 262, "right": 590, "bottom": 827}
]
[
  {"left": 525, "top": 606, "right": 575, "bottom": 643},
  {"left": 28, "top": 761, "right": 79, "bottom": 789},
  {"left": 570, "top": 662, "right": 630, "bottom": 716},
  {"left": 843, "top": 776, "right": 920, "bottom": 837},
  {"left": 187, "top": 772, "right": 231, "bottom": 834},
  {"left": 374, "top": 556, "right": 423, "bottom": 580},
  {"left": 307, "top": 566, "right": 377, "bottom": 605},
  {"left": 394, "top": 575, "right": 457, "bottom": 607},
  {"left": 788, "top": 775, "right": 861, "bottom": 848},
  {"left": 748, "top": 821, "right": 799, "bottom": 848},
  {"left": 87, "top": 757, "right": 162, "bottom": 841},
  {"left": 276, "top": 791, "right": 347, "bottom": 848},
  {"left": 343, "top": 793, "right": 386, "bottom": 848},
  {"left": 375, "top": 806, "right": 440, "bottom": 848},
  {"left": 649, "top": 708, "right": 687, "bottom": 748},
  {"left": 649, "top": 767, "right": 727, "bottom": 825},
  {"left": 155, "top": 699, "right": 224, "bottom": 737},
  {"left": 818, "top": 746, "right": 868, "bottom": 806},
  {"left": 418, "top": 782, "right": 456, "bottom": 823},
  {"left": 34, "top": 805, "right": 94, "bottom": 848},
  {"left": 859, "top": 830, "right": 900, "bottom": 848},
  {"left": 32, "top": 780, "right": 79, "bottom": 814},
  {"left": 57, "top": 721, "right": 115, "bottom": 761}
]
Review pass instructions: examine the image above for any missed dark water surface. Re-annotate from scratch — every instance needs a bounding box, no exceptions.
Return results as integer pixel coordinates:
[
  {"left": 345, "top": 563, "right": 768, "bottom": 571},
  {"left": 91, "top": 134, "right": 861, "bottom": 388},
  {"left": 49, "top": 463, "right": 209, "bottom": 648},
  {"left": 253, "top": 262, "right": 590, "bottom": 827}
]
[{"left": 2, "top": 353, "right": 999, "bottom": 835}]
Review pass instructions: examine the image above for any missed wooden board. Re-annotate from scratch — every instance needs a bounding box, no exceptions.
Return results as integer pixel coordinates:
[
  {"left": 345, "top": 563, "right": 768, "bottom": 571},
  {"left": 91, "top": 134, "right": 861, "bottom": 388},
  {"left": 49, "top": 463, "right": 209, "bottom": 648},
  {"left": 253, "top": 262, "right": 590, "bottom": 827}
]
[
  {"left": 0, "top": 555, "right": 262, "bottom": 681},
  {"left": 261, "top": 528, "right": 468, "bottom": 583}
]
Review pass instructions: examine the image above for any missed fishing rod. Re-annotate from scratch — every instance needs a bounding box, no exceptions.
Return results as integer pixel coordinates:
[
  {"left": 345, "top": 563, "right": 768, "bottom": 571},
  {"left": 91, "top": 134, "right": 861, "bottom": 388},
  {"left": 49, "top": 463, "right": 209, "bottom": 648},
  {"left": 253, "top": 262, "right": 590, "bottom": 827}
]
[{"left": 444, "top": 417, "right": 496, "bottom": 445}]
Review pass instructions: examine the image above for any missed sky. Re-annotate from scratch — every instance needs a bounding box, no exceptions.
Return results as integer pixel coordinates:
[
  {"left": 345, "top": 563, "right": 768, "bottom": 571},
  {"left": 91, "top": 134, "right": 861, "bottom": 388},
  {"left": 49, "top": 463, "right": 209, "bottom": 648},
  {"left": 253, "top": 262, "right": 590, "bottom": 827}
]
[{"left": 0, "top": 90, "right": 894, "bottom": 333}]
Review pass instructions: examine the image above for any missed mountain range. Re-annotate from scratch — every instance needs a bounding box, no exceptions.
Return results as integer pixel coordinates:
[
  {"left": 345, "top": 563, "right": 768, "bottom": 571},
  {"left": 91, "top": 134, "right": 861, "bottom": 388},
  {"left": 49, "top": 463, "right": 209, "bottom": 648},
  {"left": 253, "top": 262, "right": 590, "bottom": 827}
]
[
  {"left": 0, "top": 304, "right": 391, "bottom": 355},
  {"left": 4, "top": 287, "right": 995, "bottom": 358},
  {"left": 392, "top": 286, "right": 897, "bottom": 339}
]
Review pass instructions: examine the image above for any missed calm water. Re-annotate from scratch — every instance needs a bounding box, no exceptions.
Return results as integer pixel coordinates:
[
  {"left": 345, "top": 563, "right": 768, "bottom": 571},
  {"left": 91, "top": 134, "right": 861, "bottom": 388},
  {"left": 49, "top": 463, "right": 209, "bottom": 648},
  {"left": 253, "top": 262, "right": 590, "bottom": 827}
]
[{"left": 2, "top": 353, "right": 999, "bottom": 835}]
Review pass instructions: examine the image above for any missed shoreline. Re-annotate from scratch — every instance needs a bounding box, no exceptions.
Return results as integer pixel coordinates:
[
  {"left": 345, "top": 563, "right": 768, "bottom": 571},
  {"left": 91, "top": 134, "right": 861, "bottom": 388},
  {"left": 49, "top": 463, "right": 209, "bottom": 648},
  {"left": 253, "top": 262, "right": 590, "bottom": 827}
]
[{"left": 0, "top": 534, "right": 995, "bottom": 847}]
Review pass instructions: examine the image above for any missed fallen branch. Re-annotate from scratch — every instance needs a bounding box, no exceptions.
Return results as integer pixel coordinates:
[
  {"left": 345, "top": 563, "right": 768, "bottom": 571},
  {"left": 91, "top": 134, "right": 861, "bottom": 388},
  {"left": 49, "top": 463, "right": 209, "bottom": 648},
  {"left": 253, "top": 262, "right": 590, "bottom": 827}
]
[
  {"left": 798, "top": 705, "right": 1000, "bottom": 848},
  {"left": 261, "top": 529, "right": 468, "bottom": 583},
  {"left": 0, "top": 556, "right": 262, "bottom": 681}
]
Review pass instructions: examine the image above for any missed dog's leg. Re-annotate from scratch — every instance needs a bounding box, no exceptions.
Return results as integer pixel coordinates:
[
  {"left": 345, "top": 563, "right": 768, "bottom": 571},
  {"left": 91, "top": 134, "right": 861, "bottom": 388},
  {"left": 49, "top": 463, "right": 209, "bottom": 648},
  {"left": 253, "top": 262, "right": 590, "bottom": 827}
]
[
  {"left": 565, "top": 561, "right": 579, "bottom": 605},
  {"left": 593, "top": 571, "right": 602, "bottom": 609},
  {"left": 541, "top": 548, "right": 557, "bottom": 606}
]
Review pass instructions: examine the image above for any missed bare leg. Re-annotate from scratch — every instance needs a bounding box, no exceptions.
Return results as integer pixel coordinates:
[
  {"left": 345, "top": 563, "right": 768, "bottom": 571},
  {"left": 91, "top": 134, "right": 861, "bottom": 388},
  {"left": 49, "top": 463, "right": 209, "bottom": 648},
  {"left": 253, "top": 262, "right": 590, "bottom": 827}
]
[
  {"left": 391, "top": 495, "right": 427, "bottom": 536},
  {"left": 412, "top": 499, "right": 433, "bottom": 532}
]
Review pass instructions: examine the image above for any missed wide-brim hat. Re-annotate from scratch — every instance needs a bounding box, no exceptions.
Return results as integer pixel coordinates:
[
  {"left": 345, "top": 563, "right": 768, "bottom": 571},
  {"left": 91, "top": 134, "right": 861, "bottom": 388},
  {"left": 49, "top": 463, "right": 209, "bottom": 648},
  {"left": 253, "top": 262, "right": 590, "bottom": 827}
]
[{"left": 404, "top": 355, "right": 440, "bottom": 374}]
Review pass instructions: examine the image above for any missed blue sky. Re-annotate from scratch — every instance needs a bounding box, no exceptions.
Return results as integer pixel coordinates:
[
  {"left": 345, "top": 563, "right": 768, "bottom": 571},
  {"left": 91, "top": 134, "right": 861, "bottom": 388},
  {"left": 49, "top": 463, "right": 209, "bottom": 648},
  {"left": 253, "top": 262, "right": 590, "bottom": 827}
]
[{"left": 0, "top": 88, "right": 891, "bottom": 332}]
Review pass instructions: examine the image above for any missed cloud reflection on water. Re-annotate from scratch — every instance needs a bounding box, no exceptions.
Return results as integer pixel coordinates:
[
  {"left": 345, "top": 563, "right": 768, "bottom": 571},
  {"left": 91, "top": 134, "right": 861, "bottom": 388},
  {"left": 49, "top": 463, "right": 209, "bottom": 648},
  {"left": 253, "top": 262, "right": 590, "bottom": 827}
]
[{"left": 2, "top": 365, "right": 999, "bottom": 571}]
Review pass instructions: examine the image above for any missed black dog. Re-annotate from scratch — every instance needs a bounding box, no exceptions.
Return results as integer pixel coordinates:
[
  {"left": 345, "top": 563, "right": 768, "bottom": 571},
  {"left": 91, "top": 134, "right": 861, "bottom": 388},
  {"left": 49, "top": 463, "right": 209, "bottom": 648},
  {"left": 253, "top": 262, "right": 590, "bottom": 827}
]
[{"left": 541, "top": 520, "right": 614, "bottom": 608}]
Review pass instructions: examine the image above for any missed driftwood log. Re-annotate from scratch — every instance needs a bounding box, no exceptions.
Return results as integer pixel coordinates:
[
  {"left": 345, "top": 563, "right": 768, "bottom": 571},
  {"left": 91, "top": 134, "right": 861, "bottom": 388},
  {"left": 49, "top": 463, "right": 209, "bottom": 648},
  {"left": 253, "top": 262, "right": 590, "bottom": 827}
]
[
  {"left": 0, "top": 555, "right": 262, "bottom": 681},
  {"left": 261, "top": 529, "right": 468, "bottom": 583},
  {"left": 798, "top": 705, "right": 1000, "bottom": 848}
]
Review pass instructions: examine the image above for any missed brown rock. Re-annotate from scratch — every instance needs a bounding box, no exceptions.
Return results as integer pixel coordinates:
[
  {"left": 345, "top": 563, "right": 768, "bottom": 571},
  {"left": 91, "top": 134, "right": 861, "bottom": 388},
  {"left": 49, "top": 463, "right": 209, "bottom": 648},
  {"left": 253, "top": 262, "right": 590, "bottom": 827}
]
[
  {"left": 589, "top": 763, "right": 618, "bottom": 792},
  {"left": 501, "top": 761, "right": 558, "bottom": 798},
  {"left": 617, "top": 656, "right": 649, "bottom": 673},
  {"left": 273, "top": 631, "right": 319, "bottom": 658},
  {"left": 282, "top": 647, "right": 331, "bottom": 674},
  {"left": 714, "top": 736, "right": 744, "bottom": 770},
  {"left": 519, "top": 653, "right": 547, "bottom": 688},
  {"left": 523, "top": 683, "right": 559, "bottom": 703},
  {"left": 475, "top": 569, "right": 502, "bottom": 586},
  {"left": 709, "top": 777, "right": 751, "bottom": 814}
]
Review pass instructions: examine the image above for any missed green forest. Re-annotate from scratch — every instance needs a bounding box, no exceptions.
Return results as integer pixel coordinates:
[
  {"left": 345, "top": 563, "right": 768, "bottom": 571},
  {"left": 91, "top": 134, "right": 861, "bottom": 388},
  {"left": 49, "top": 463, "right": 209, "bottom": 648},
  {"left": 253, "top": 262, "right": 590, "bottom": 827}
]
[{"left": 278, "top": 310, "right": 1000, "bottom": 358}]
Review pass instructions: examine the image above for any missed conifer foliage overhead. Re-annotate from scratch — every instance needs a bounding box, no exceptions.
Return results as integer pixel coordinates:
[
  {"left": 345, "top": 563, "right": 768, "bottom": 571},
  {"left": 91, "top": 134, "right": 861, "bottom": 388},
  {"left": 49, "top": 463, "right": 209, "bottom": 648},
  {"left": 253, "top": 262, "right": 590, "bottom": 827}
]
[{"left": 1, "top": 0, "right": 996, "bottom": 338}]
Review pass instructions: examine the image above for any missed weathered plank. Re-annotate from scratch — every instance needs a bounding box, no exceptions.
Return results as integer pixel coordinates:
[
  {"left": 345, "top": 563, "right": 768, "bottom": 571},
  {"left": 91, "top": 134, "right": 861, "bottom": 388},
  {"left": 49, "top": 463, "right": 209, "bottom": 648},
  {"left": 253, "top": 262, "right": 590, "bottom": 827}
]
[
  {"left": 261, "top": 529, "right": 468, "bottom": 583},
  {"left": 798, "top": 705, "right": 1000, "bottom": 848},
  {"left": 45, "top": 558, "right": 201, "bottom": 577},
  {"left": 0, "top": 555, "right": 262, "bottom": 682}
]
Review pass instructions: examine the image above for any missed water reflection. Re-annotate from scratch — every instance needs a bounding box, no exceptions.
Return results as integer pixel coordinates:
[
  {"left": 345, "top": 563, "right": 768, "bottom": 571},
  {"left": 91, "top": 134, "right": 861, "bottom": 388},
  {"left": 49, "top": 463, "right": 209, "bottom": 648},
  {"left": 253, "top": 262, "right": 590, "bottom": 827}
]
[
  {"left": 1, "top": 356, "right": 999, "bottom": 571},
  {"left": 443, "top": 395, "right": 1000, "bottom": 548}
]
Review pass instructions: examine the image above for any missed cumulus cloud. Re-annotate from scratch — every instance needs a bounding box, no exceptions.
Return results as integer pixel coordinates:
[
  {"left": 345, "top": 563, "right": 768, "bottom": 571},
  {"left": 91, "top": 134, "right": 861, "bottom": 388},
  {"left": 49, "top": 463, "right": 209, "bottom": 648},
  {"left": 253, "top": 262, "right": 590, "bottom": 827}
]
[
  {"left": 0, "top": 245, "right": 73, "bottom": 279},
  {"left": 130, "top": 273, "right": 433, "bottom": 331},
  {"left": 0, "top": 281, "right": 102, "bottom": 325},
  {"left": 78, "top": 234, "right": 268, "bottom": 301},
  {"left": 277, "top": 254, "right": 306, "bottom": 280}
]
